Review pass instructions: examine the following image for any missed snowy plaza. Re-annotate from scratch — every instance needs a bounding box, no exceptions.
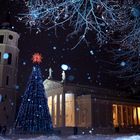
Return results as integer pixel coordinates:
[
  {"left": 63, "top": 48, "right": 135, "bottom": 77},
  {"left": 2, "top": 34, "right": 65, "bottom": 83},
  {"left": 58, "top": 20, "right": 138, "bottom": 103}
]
[{"left": 1, "top": 134, "right": 140, "bottom": 140}]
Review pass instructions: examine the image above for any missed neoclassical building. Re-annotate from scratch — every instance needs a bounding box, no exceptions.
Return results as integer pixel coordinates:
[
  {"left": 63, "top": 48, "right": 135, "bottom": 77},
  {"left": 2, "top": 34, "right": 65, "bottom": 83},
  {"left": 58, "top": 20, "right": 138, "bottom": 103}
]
[{"left": 43, "top": 78, "right": 140, "bottom": 134}]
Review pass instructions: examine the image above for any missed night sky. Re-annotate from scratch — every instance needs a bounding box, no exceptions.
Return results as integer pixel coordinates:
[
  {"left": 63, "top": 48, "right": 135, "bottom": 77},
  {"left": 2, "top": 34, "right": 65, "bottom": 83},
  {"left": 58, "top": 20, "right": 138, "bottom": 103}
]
[{"left": 0, "top": 0, "right": 139, "bottom": 95}]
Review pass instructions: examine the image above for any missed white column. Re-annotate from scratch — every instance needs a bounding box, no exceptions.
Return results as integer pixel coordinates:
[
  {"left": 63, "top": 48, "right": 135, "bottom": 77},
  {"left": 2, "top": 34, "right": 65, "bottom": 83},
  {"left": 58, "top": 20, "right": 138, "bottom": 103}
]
[{"left": 56, "top": 94, "right": 60, "bottom": 127}]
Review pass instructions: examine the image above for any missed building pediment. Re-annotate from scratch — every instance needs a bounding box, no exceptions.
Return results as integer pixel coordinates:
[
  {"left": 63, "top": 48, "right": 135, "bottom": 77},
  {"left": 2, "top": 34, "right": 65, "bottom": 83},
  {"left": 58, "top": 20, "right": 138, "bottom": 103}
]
[{"left": 43, "top": 79, "right": 62, "bottom": 90}]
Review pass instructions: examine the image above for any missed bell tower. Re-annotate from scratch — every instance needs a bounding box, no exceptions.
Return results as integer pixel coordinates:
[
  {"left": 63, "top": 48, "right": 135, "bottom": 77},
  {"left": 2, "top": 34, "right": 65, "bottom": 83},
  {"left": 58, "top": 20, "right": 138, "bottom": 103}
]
[{"left": 0, "top": 22, "right": 19, "bottom": 128}]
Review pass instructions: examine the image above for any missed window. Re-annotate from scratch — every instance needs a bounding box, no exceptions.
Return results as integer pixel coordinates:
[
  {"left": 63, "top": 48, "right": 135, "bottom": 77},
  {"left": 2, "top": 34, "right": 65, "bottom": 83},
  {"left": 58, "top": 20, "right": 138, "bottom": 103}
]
[
  {"left": 113, "top": 104, "right": 138, "bottom": 126},
  {"left": 9, "top": 35, "right": 13, "bottom": 40},
  {"left": 8, "top": 53, "right": 12, "bottom": 65},
  {"left": 6, "top": 76, "right": 9, "bottom": 85},
  {"left": 0, "top": 35, "right": 4, "bottom": 43}
]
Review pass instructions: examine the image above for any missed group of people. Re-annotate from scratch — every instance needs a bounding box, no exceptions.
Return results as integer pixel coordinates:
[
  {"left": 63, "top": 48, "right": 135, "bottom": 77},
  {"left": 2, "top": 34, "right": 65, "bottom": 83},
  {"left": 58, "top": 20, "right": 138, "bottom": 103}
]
[{"left": 0, "top": 125, "right": 7, "bottom": 135}]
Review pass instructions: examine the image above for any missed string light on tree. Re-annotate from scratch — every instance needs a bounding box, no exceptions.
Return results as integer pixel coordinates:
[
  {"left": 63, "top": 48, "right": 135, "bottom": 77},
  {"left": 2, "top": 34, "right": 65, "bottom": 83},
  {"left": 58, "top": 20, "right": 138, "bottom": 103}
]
[{"left": 14, "top": 53, "right": 53, "bottom": 134}]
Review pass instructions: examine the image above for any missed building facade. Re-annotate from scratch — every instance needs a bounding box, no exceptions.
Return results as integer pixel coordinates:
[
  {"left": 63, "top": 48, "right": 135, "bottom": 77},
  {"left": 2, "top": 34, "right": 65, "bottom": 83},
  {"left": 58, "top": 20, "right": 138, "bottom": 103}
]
[
  {"left": 44, "top": 79, "right": 140, "bottom": 134},
  {"left": 0, "top": 23, "right": 19, "bottom": 128}
]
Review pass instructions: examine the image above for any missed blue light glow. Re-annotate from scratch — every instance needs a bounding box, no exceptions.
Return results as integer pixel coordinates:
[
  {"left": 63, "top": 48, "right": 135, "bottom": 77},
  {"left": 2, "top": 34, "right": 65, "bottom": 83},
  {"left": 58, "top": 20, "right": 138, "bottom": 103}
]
[
  {"left": 23, "top": 62, "right": 27, "bottom": 65},
  {"left": 3, "top": 53, "right": 9, "bottom": 59},
  {"left": 120, "top": 62, "right": 126, "bottom": 67},
  {"left": 15, "top": 85, "right": 20, "bottom": 90},
  {"left": 61, "top": 64, "right": 69, "bottom": 71}
]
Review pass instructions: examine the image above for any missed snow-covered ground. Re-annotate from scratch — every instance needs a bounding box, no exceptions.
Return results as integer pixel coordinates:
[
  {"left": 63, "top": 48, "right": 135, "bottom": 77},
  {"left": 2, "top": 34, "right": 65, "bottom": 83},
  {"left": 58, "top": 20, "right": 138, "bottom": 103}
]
[{"left": 1, "top": 135, "right": 140, "bottom": 140}]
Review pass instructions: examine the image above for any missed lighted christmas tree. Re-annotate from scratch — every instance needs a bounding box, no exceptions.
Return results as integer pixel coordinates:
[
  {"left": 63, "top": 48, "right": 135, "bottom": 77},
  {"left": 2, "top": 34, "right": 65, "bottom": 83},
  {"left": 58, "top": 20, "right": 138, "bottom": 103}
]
[{"left": 14, "top": 53, "right": 53, "bottom": 134}]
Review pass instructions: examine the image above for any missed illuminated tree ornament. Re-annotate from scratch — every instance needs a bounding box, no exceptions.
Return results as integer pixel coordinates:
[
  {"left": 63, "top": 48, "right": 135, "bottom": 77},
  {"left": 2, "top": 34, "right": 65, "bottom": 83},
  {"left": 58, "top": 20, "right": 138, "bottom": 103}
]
[
  {"left": 14, "top": 50, "right": 53, "bottom": 134},
  {"left": 14, "top": 61, "right": 53, "bottom": 134},
  {"left": 32, "top": 53, "right": 43, "bottom": 64}
]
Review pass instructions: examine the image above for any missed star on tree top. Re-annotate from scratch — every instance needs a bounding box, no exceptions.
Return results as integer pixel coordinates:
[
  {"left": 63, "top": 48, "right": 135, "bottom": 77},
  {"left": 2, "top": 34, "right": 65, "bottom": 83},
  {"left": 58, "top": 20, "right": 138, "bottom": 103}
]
[{"left": 32, "top": 53, "right": 43, "bottom": 64}]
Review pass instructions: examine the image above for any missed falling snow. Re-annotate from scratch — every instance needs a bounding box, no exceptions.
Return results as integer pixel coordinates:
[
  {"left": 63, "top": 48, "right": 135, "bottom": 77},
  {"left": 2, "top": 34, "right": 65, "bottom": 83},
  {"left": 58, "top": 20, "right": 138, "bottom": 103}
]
[{"left": 18, "top": 0, "right": 120, "bottom": 48}]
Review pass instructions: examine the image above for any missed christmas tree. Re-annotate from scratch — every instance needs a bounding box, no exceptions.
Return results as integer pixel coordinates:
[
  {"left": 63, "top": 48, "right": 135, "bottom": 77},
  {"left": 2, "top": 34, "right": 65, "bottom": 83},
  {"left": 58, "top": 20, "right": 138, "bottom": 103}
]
[{"left": 14, "top": 53, "right": 53, "bottom": 134}]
